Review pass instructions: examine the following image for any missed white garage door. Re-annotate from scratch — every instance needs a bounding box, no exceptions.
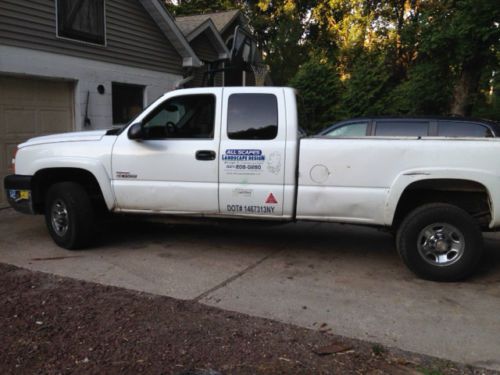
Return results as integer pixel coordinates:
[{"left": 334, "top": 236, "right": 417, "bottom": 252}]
[{"left": 0, "top": 76, "right": 74, "bottom": 207}]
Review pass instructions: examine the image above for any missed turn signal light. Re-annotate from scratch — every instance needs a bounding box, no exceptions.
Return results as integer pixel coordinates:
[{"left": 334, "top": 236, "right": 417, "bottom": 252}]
[{"left": 10, "top": 147, "right": 18, "bottom": 173}]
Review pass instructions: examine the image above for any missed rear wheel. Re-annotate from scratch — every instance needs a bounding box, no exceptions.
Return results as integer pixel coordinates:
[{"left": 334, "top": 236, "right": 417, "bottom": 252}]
[
  {"left": 45, "top": 182, "right": 95, "bottom": 249},
  {"left": 396, "top": 203, "right": 483, "bottom": 281}
]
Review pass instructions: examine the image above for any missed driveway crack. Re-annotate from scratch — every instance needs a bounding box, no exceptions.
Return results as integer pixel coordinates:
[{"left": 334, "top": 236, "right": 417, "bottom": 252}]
[{"left": 193, "top": 248, "right": 283, "bottom": 302}]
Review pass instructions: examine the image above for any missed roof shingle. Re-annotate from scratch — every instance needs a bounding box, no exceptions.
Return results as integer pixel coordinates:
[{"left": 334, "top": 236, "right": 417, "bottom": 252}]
[{"left": 175, "top": 9, "right": 240, "bottom": 35}]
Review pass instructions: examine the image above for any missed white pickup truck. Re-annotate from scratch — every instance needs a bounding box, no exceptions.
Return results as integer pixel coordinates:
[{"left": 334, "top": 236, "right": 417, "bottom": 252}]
[{"left": 4, "top": 87, "right": 499, "bottom": 281}]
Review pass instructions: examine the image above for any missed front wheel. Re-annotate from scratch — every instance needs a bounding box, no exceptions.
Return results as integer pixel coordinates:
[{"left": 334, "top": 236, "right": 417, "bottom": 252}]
[
  {"left": 45, "top": 182, "right": 95, "bottom": 250},
  {"left": 396, "top": 203, "right": 483, "bottom": 281}
]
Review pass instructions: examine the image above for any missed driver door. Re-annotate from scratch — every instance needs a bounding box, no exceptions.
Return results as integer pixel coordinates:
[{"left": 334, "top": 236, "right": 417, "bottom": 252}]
[{"left": 111, "top": 90, "right": 221, "bottom": 214}]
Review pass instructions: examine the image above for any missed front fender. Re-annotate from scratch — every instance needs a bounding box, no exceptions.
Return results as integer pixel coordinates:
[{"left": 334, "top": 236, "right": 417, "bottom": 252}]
[
  {"left": 385, "top": 167, "right": 499, "bottom": 228},
  {"left": 28, "top": 157, "right": 116, "bottom": 210}
]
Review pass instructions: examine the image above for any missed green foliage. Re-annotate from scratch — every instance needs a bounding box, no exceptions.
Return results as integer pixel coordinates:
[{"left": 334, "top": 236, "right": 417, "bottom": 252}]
[
  {"left": 340, "top": 51, "right": 394, "bottom": 117},
  {"left": 243, "top": 0, "right": 312, "bottom": 85},
  {"left": 289, "top": 55, "right": 342, "bottom": 133},
  {"left": 472, "top": 72, "right": 500, "bottom": 120},
  {"left": 165, "top": 0, "right": 237, "bottom": 16},
  {"left": 371, "top": 344, "right": 386, "bottom": 356},
  {"left": 279, "top": 0, "right": 500, "bottom": 132},
  {"left": 419, "top": 367, "right": 445, "bottom": 375},
  {"left": 387, "top": 62, "right": 454, "bottom": 115},
  {"left": 166, "top": 0, "right": 499, "bottom": 128}
]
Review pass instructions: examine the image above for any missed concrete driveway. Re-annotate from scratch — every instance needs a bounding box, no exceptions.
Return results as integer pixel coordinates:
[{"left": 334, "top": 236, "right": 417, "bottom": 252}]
[{"left": 1, "top": 208, "right": 500, "bottom": 370}]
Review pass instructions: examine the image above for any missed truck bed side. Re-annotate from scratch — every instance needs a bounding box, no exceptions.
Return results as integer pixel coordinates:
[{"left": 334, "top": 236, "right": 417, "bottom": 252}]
[{"left": 297, "top": 137, "right": 500, "bottom": 228}]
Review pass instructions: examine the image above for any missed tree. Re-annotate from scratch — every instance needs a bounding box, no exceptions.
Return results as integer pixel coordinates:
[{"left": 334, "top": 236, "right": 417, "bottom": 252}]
[
  {"left": 289, "top": 55, "right": 342, "bottom": 133},
  {"left": 165, "top": 0, "right": 237, "bottom": 16},
  {"left": 167, "top": 0, "right": 500, "bottom": 121},
  {"left": 243, "top": 0, "right": 312, "bottom": 85},
  {"left": 409, "top": 0, "right": 500, "bottom": 116}
]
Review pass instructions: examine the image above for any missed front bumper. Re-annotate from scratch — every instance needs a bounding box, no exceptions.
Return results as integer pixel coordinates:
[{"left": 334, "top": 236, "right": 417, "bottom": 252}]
[{"left": 4, "top": 175, "right": 35, "bottom": 214}]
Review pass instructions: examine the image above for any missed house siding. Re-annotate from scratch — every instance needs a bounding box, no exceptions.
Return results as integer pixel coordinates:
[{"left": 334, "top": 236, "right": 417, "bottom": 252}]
[
  {"left": 190, "top": 33, "right": 219, "bottom": 62},
  {"left": 0, "top": 0, "right": 183, "bottom": 75},
  {"left": 1, "top": 45, "right": 181, "bottom": 130}
]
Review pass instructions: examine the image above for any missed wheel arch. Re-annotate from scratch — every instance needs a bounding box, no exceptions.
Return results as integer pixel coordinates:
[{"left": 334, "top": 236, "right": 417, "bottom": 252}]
[
  {"left": 31, "top": 165, "right": 114, "bottom": 213},
  {"left": 386, "top": 171, "right": 494, "bottom": 230}
]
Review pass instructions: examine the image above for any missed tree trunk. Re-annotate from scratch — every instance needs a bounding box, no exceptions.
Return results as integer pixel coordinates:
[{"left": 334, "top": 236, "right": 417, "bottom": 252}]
[{"left": 450, "top": 59, "right": 483, "bottom": 117}]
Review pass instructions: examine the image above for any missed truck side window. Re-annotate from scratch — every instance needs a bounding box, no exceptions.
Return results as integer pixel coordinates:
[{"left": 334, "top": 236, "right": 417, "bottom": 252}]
[
  {"left": 374, "top": 121, "right": 429, "bottom": 137},
  {"left": 227, "top": 94, "right": 278, "bottom": 140},
  {"left": 438, "top": 121, "right": 493, "bottom": 137},
  {"left": 324, "top": 122, "right": 368, "bottom": 137},
  {"left": 142, "top": 94, "right": 215, "bottom": 139}
]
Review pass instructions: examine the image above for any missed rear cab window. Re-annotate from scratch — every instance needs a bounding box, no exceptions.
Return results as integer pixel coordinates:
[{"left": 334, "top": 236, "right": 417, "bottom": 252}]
[{"left": 227, "top": 94, "right": 278, "bottom": 140}]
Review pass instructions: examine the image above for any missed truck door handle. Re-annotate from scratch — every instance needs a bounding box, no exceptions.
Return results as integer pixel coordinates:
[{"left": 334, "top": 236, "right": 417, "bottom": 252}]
[{"left": 196, "top": 150, "right": 216, "bottom": 161}]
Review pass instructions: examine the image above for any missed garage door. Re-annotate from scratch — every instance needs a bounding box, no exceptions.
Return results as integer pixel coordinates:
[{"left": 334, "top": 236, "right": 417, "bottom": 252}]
[{"left": 0, "top": 76, "right": 74, "bottom": 207}]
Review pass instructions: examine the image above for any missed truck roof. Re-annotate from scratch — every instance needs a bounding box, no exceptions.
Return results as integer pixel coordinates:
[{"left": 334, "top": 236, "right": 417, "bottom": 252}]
[{"left": 319, "top": 116, "right": 500, "bottom": 136}]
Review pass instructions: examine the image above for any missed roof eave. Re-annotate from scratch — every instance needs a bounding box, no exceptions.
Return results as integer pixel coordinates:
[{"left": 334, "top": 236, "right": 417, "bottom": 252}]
[
  {"left": 183, "top": 57, "right": 203, "bottom": 68},
  {"left": 186, "top": 19, "right": 231, "bottom": 58},
  {"left": 139, "top": 0, "right": 203, "bottom": 68},
  {"left": 219, "top": 10, "right": 247, "bottom": 35}
]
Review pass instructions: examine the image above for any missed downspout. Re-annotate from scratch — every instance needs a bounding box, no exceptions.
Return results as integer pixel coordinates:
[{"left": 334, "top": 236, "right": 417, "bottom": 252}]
[{"left": 175, "top": 75, "right": 195, "bottom": 89}]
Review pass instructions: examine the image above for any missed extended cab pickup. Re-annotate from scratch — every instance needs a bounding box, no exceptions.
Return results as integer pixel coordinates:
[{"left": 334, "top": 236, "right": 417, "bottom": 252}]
[{"left": 4, "top": 87, "right": 500, "bottom": 281}]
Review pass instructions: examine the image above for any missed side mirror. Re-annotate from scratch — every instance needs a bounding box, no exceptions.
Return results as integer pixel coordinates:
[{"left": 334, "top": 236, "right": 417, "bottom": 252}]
[{"left": 128, "top": 123, "right": 143, "bottom": 140}]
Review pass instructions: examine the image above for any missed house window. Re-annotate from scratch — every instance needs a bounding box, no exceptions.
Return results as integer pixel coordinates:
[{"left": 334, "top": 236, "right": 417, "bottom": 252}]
[
  {"left": 57, "top": 0, "right": 106, "bottom": 45},
  {"left": 112, "top": 83, "right": 144, "bottom": 125},
  {"left": 227, "top": 94, "right": 278, "bottom": 140}
]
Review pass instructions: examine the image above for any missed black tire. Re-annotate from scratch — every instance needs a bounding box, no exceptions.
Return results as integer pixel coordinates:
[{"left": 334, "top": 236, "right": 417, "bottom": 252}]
[
  {"left": 396, "top": 203, "right": 483, "bottom": 281},
  {"left": 45, "top": 182, "right": 95, "bottom": 250}
]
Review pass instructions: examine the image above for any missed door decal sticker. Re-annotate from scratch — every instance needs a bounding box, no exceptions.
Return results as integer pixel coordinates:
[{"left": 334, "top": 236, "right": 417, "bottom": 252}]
[
  {"left": 265, "top": 193, "right": 278, "bottom": 204},
  {"left": 267, "top": 152, "right": 281, "bottom": 174},
  {"left": 222, "top": 149, "right": 265, "bottom": 175}
]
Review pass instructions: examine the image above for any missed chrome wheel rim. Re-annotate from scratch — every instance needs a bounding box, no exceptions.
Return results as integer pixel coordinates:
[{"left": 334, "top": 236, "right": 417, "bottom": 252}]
[
  {"left": 51, "top": 199, "right": 69, "bottom": 237},
  {"left": 417, "top": 223, "right": 465, "bottom": 267}
]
